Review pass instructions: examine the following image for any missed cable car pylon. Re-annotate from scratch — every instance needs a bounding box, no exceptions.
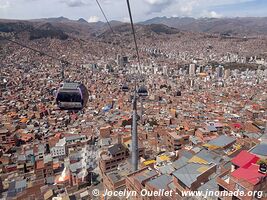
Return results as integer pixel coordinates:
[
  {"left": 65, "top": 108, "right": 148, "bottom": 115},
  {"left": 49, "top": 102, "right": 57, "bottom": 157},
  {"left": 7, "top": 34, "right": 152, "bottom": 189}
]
[{"left": 126, "top": 0, "right": 140, "bottom": 171}]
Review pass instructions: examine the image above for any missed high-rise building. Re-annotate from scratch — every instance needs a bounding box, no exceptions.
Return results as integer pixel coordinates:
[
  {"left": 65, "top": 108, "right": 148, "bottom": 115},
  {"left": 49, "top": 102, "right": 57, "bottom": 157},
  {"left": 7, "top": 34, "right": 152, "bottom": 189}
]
[
  {"left": 179, "top": 68, "right": 183, "bottom": 75},
  {"left": 189, "top": 64, "right": 196, "bottom": 76},
  {"left": 199, "top": 65, "right": 204, "bottom": 73},
  {"left": 217, "top": 65, "right": 224, "bottom": 79},
  {"left": 117, "top": 55, "right": 128, "bottom": 68},
  {"left": 153, "top": 65, "right": 158, "bottom": 74},
  {"left": 163, "top": 65, "right": 168, "bottom": 76}
]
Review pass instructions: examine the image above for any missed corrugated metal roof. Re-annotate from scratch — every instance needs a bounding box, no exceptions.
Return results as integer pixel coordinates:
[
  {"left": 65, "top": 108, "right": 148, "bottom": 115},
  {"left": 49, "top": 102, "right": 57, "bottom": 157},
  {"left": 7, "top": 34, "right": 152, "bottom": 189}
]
[
  {"left": 171, "top": 156, "right": 189, "bottom": 169},
  {"left": 208, "top": 135, "right": 236, "bottom": 148},
  {"left": 188, "top": 156, "right": 209, "bottom": 165},
  {"left": 135, "top": 170, "right": 157, "bottom": 184},
  {"left": 173, "top": 163, "right": 201, "bottom": 187},
  {"left": 251, "top": 143, "right": 267, "bottom": 156},
  {"left": 158, "top": 165, "right": 175, "bottom": 175},
  {"left": 147, "top": 175, "right": 172, "bottom": 190}
]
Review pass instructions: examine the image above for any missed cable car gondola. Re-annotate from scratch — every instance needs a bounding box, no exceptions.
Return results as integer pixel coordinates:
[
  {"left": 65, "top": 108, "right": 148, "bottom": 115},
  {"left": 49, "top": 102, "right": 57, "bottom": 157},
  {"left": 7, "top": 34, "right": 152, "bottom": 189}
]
[
  {"left": 138, "top": 85, "right": 148, "bottom": 97},
  {"left": 121, "top": 84, "right": 129, "bottom": 92},
  {"left": 175, "top": 90, "right": 182, "bottom": 97},
  {"left": 56, "top": 82, "right": 89, "bottom": 110}
]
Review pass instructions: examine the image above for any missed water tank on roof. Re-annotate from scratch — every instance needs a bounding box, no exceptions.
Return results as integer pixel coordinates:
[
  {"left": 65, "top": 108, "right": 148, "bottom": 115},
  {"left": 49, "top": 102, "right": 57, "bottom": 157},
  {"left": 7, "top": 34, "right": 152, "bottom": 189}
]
[{"left": 259, "top": 163, "right": 267, "bottom": 174}]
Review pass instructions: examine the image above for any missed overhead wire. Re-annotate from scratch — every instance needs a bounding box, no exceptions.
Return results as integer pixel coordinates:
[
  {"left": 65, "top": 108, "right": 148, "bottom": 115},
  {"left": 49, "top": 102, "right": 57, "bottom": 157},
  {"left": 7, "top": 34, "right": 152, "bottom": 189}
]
[
  {"left": 95, "top": 0, "right": 115, "bottom": 34},
  {"left": 126, "top": 0, "right": 141, "bottom": 73},
  {"left": 93, "top": 0, "right": 117, "bottom": 80}
]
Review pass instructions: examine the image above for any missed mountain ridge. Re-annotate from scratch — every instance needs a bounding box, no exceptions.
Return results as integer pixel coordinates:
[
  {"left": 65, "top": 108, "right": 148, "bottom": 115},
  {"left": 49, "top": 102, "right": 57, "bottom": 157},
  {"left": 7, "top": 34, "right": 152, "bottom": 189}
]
[
  {"left": 1, "top": 16, "right": 267, "bottom": 40},
  {"left": 140, "top": 16, "right": 267, "bottom": 35}
]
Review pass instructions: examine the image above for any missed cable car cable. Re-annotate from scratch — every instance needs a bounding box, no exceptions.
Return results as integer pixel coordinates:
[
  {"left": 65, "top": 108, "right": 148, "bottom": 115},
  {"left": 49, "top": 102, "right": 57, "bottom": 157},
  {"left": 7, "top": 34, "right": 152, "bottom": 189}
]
[
  {"left": 126, "top": 0, "right": 141, "bottom": 72},
  {"left": 95, "top": 0, "right": 115, "bottom": 34}
]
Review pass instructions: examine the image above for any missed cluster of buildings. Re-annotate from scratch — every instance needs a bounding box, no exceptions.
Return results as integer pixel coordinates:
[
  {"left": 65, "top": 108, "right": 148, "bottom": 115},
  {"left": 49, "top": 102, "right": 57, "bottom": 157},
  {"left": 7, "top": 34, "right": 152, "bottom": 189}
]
[{"left": 138, "top": 33, "right": 267, "bottom": 67}]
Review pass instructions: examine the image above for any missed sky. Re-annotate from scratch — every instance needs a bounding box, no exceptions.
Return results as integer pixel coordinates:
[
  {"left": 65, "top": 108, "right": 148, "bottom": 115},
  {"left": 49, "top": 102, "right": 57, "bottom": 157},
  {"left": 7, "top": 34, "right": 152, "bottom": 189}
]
[{"left": 0, "top": 0, "right": 266, "bottom": 22}]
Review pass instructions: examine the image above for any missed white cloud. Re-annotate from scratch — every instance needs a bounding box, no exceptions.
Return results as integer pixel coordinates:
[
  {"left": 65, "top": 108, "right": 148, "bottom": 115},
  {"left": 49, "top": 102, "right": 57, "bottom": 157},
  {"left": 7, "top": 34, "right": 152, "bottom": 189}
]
[
  {"left": 200, "top": 10, "right": 223, "bottom": 18},
  {"left": 144, "top": 0, "right": 173, "bottom": 13},
  {"left": 0, "top": 0, "right": 10, "bottom": 9},
  {"left": 62, "top": 0, "right": 88, "bottom": 7},
  {"left": 0, "top": 0, "right": 261, "bottom": 21},
  {"left": 122, "top": 17, "right": 130, "bottom": 23},
  {"left": 88, "top": 16, "right": 100, "bottom": 23},
  {"left": 208, "top": 11, "right": 223, "bottom": 18},
  {"left": 144, "top": 0, "right": 170, "bottom": 5},
  {"left": 179, "top": 0, "right": 196, "bottom": 14},
  {"left": 153, "top": 0, "right": 252, "bottom": 18}
]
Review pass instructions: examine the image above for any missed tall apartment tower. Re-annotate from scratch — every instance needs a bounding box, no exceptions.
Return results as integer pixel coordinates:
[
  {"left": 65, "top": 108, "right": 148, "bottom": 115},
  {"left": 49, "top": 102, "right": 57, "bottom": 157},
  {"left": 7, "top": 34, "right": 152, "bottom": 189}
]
[
  {"left": 217, "top": 65, "right": 224, "bottom": 79},
  {"left": 189, "top": 64, "right": 196, "bottom": 76}
]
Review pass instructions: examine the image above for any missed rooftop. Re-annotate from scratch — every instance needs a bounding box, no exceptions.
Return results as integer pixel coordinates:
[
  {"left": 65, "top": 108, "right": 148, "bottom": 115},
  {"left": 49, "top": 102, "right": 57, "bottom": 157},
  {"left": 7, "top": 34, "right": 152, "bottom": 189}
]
[
  {"left": 231, "top": 164, "right": 266, "bottom": 185},
  {"left": 250, "top": 143, "right": 267, "bottom": 157},
  {"left": 108, "top": 143, "right": 127, "bottom": 156},
  {"left": 173, "top": 163, "right": 216, "bottom": 188},
  {"left": 61, "top": 82, "right": 80, "bottom": 89},
  {"left": 207, "top": 135, "right": 236, "bottom": 148},
  {"left": 146, "top": 174, "right": 172, "bottom": 190},
  {"left": 231, "top": 150, "right": 259, "bottom": 168},
  {"left": 133, "top": 169, "right": 158, "bottom": 185}
]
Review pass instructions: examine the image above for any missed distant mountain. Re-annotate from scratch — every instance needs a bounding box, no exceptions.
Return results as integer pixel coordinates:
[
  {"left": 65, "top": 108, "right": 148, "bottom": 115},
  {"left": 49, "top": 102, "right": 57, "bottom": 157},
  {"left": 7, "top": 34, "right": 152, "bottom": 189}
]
[
  {"left": 38, "top": 16, "right": 70, "bottom": 23},
  {"left": 0, "top": 21, "right": 33, "bottom": 33},
  {"left": 96, "top": 23, "right": 182, "bottom": 45},
  {"left": 109, "top": 20, "right": 124, "bottom": 27},
  {"left": 98, "top": 23, "right": 180, "bottom": 37},
  {"left": 29, "top": 22, "right": 68, "bottom": 40},
  {"left": 142, "top": 17, "right": 195, "bottom": 27},
  {"left": 145, "top": 24, "right": 180, "bottom": 34},
  {"left": 2, "top": 16, "right": 267, "bottom": 41},
  {"left": 0, "top": 16, "right": 181, "bottom": 41},
  {"left": 141, "top": 17, "right": 267, "bottom": 35},
  {"left": 0, "top": 20, "right": 69, "bottom": 40},
  {"left": 77, "top": 18, "right": 88, "bottom": 23}
]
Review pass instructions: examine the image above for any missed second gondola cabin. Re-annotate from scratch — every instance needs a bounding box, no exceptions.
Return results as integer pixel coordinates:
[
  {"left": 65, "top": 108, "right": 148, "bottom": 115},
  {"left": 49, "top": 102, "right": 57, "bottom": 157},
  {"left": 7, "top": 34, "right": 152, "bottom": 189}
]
[
  {"left": 121, "top": 84, "right": 129, "bottom": 92},
  {"left": 138, "top": 85, "right": 148, "bottom": 97},
  {"left": 56, "top": 82, "right": 89, "bottom": 110},
  {"left": 175, "top": 90, "right": 182, "bottom": 97}
]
